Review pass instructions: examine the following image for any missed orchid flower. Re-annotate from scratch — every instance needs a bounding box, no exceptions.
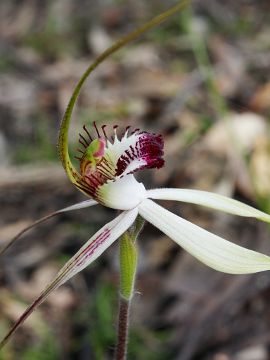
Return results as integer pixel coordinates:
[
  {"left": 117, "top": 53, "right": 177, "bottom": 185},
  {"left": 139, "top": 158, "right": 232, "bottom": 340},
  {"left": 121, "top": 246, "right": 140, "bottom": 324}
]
[
  {"left": 2, "top": 123, "right": 270, "bottom": 347},
  {"left": 1, "top": 0, "right": 270, "bottom": 349}
]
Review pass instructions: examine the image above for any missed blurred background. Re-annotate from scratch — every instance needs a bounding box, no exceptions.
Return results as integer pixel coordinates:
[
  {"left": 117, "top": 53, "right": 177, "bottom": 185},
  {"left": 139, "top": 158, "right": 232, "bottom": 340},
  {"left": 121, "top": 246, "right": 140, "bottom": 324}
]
[{"left": 1, "top": 0, "right": 270, "bottom": 359}]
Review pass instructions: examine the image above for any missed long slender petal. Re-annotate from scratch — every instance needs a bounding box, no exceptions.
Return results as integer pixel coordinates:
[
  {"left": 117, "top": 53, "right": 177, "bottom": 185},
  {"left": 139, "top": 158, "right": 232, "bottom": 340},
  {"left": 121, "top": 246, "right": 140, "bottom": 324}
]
[
  {"left": 57, "top": 199, "right": 98, "bottom": 212},
  {"left": 0, "top": 199, "right": 98, "bottom": 256},
  {"left": 0, "top": 207, "right": 138, "bottom": 348},
  {"left": 147, "top": 188, "right": 270, "bottom": 223},
  {"left": 139, "top": 199, "right": 270, "bottom": 274}
]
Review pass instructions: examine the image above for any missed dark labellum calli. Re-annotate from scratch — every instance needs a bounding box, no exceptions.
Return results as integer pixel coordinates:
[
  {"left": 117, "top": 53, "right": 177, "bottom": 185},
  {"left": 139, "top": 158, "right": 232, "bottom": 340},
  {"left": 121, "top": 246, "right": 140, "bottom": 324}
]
[{"left": 74, "top": 124, "right": 164, "bottom": 209}]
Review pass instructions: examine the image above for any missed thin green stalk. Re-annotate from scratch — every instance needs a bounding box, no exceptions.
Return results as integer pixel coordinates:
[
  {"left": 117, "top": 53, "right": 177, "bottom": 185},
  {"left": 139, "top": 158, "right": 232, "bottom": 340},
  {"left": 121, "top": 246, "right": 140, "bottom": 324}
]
[{"left": 115, "top": 217, "right": 145, "bottom": 360}]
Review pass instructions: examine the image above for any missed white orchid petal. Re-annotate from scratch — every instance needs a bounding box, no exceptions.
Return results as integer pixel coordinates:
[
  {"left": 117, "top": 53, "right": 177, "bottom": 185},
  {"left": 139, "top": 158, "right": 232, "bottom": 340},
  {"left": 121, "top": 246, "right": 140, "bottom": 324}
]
[
  {"left": 139, "top": 199, "right": 270, "bottom": 274},
  {"left": 58, "top": 207, "right": 138, "bottom": 282},
  {"left": 57, "top": 199, "right": 98, "bottom": 212},
  {"left": 0, "top": 207, "right": 138, "bottom": 348},
  {"left": 97, "top": 174, "right": 146, "bottom": 210},
  {"left": 147, "top": 188, "right": 270, "bottom": 223}
]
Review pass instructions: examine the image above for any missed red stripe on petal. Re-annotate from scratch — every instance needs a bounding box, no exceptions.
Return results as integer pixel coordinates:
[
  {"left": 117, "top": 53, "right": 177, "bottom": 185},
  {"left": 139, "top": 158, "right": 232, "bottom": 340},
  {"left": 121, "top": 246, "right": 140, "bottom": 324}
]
[{"left": 75, "top": 228, "right": 111, "bottom": 267}]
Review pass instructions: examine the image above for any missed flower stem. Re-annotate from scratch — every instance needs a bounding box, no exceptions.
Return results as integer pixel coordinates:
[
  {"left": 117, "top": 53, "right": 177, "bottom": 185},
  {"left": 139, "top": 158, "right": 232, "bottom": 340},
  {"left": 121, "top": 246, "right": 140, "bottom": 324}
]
[
  {"left": 114, "top": 216, "right": 145, "bottom": 360},
  {"left": 115, "top": 297, "right": 130, "bottom": 360}
]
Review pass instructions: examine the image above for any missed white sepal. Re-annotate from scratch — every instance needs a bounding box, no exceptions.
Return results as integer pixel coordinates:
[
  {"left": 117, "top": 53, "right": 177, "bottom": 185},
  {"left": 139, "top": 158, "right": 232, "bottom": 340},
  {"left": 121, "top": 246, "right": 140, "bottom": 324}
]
[
  {"left": 57, "top": 206, "right": 138, "bottom": 283},
  {"left": 139, "top": 199, "right": 270, "bottom": 274},
  {"left": 57, "top": 199, "right": 98, "bottom": 212},
  {"left": 0, "top": 207, "right": 138, "bottom": 347},
  {"left": 147, "top": 188, "right": 270, "bottom": 223}
]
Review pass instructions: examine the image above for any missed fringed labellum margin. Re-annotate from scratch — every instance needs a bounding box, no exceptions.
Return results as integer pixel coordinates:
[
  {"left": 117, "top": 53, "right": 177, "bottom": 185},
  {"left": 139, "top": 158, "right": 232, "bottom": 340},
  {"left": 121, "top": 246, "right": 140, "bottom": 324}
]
[{"left": 74, "top": 124, "right": 164, "bottom": 210}]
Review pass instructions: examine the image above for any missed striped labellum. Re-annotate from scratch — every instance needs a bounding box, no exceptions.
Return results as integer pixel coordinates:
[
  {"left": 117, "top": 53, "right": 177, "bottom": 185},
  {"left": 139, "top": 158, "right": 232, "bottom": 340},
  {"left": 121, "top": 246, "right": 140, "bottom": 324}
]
[{"left": 74, "top": 124, "right": 164, "bottom": 210}]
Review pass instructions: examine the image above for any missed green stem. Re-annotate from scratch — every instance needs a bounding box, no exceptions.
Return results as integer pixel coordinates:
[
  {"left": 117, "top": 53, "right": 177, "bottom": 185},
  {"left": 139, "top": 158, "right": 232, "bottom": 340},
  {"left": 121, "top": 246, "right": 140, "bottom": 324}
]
[
  {"left": 115, "top": 216, "right": 145, "bottom": 360},
  {"left": 119, "top": 232, "right": 138, "bottom": 301}
]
